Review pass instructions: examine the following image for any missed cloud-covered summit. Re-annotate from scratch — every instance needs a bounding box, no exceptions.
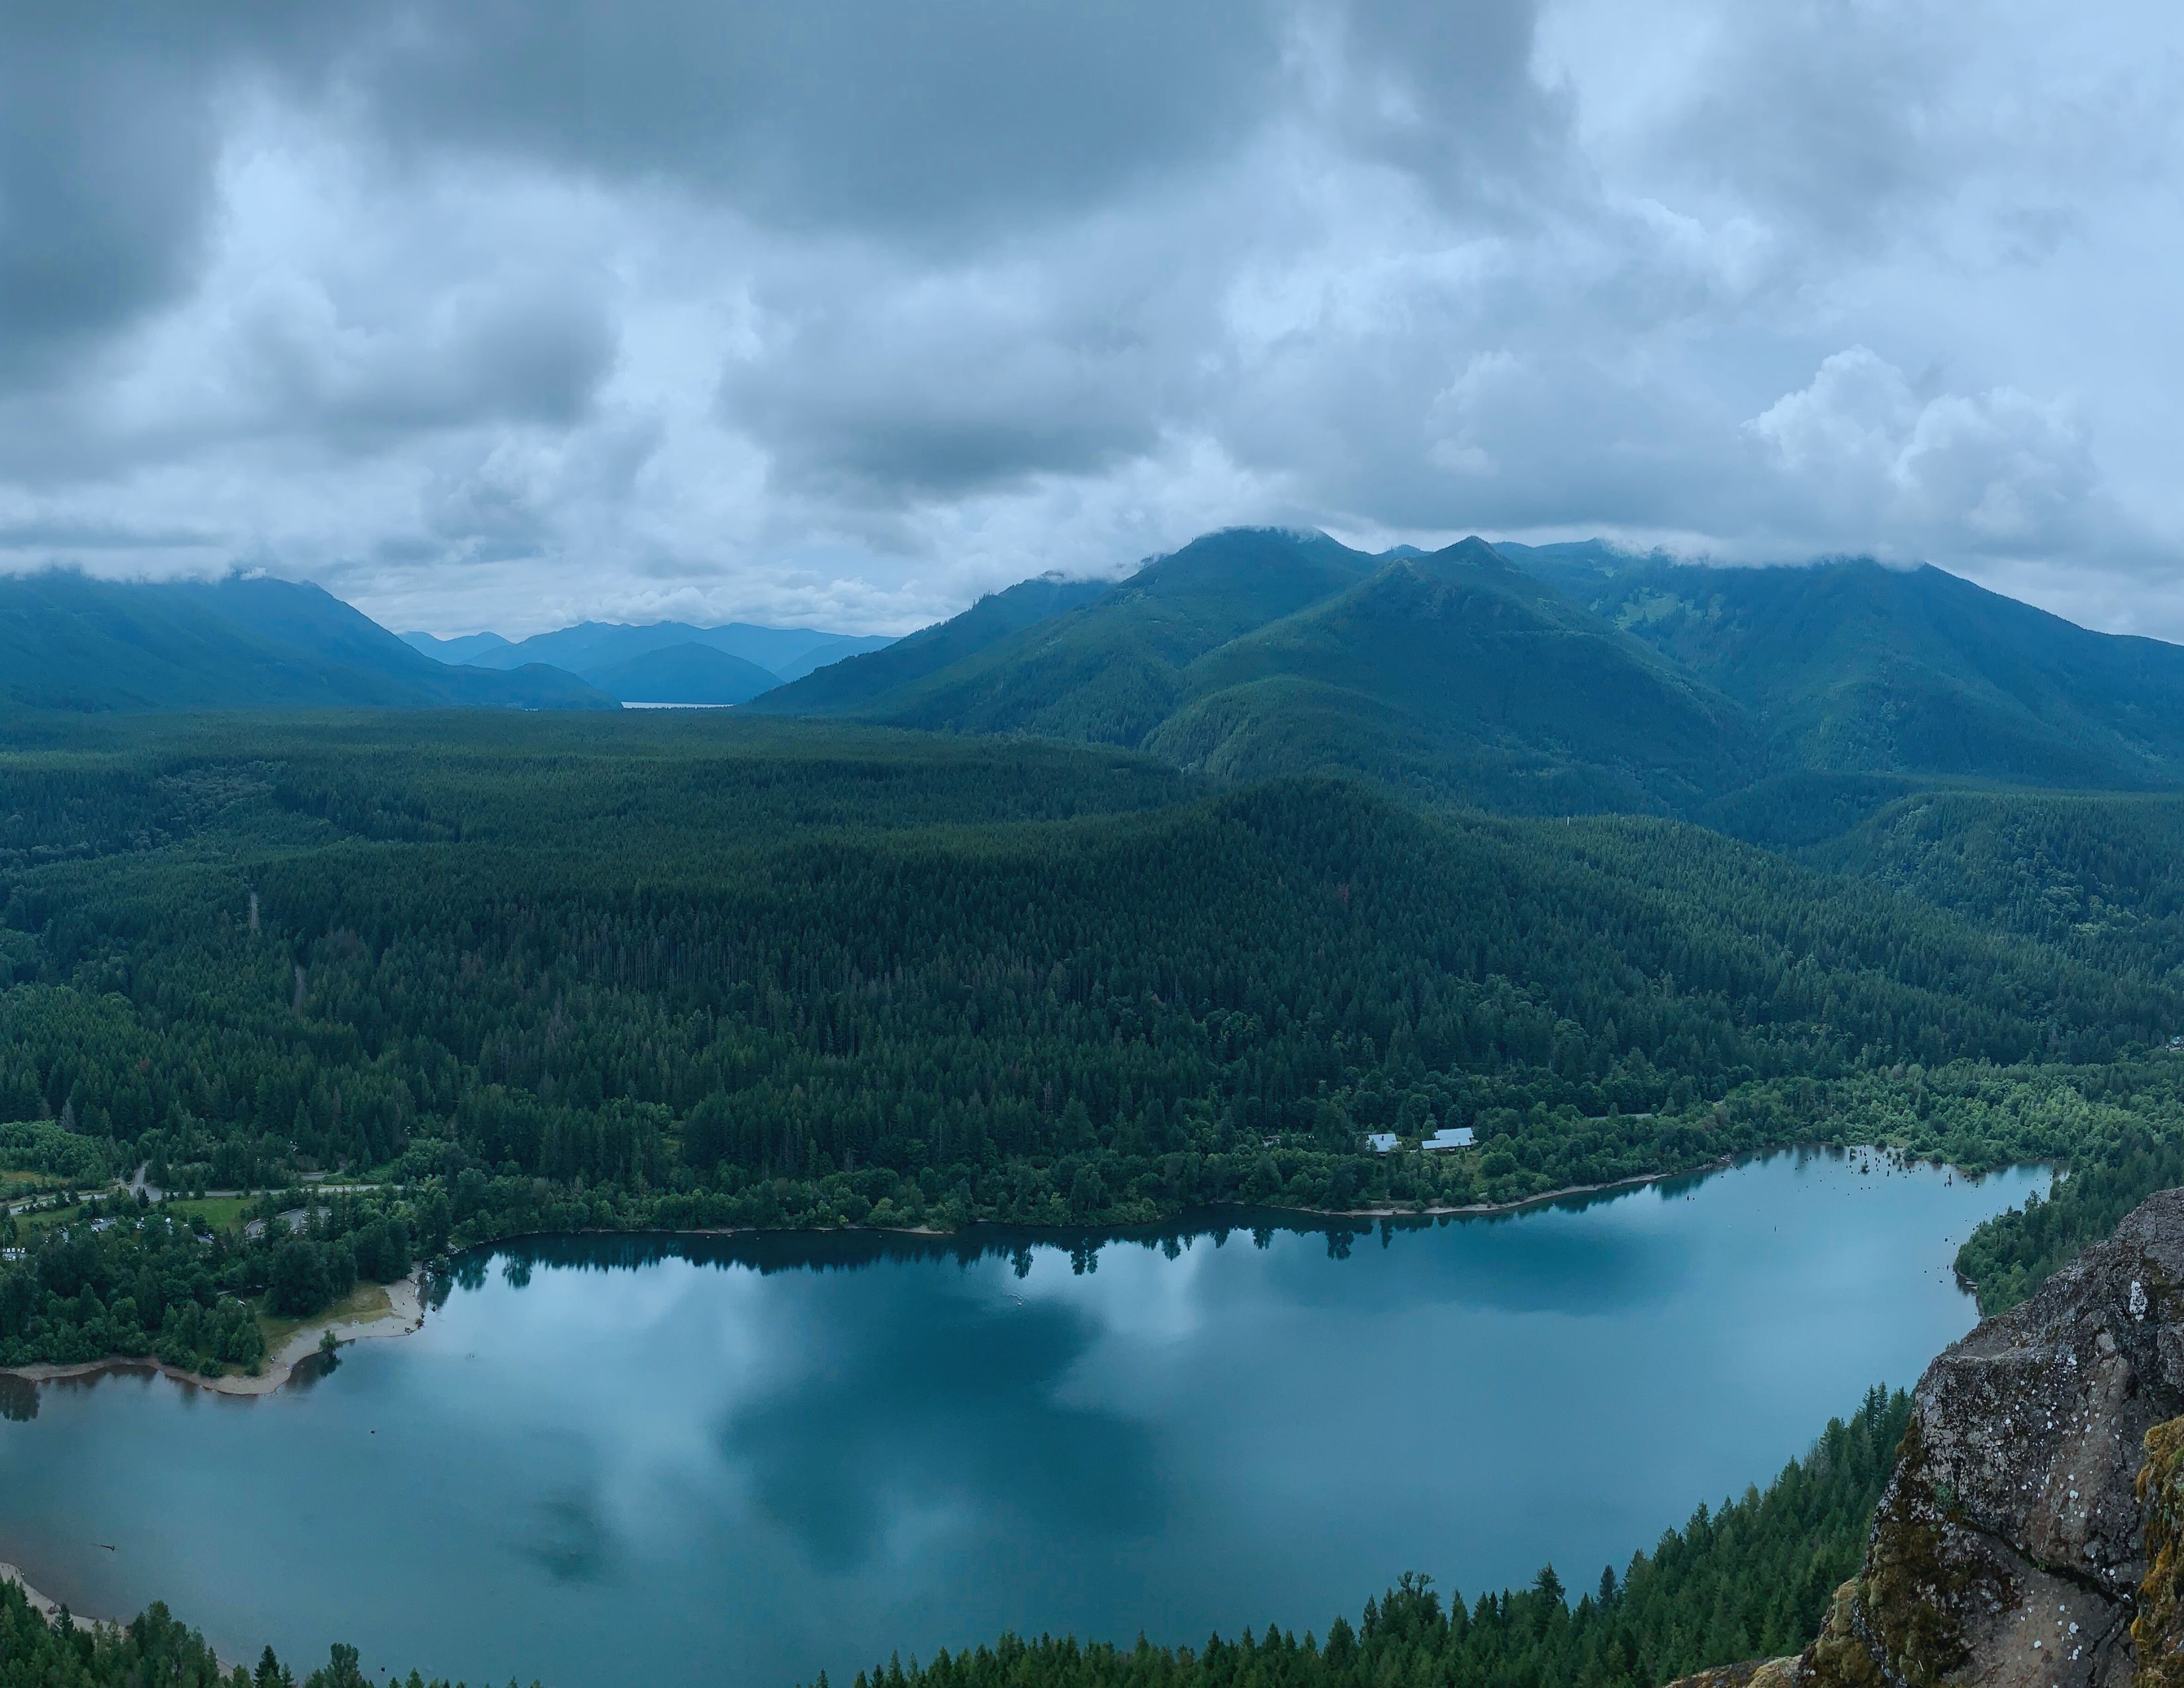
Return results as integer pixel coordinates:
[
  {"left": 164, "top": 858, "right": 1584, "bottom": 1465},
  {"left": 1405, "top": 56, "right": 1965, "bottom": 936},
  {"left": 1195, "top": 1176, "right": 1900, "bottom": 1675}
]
[{"left": 0, "top": 1, "right": 2175, "bottom": 638}]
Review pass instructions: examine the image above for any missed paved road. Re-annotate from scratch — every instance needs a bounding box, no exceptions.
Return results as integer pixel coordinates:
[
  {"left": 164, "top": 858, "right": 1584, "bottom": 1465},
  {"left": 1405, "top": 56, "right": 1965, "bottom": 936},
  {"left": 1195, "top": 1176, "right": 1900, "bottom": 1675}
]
[{"left": 9, "top": 1169, "right": 399, "bottom": 1218}]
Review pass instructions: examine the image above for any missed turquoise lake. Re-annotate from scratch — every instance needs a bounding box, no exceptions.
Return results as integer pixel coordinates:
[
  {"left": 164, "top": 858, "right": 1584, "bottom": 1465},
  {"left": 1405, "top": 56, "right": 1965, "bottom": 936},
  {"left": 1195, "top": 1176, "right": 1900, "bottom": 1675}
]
[{"left": 0, "top": 1150, "right": 2044, "bottom": 1688}]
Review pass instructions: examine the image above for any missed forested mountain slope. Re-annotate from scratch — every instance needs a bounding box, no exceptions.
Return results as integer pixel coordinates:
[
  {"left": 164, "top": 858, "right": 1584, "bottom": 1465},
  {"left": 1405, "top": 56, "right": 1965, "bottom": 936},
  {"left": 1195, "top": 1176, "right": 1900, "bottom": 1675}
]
[
  {"left": 755, "top": 530, "right": 1769, "bottom": 814},
  {"left": 1510, "top": 551, "right": 2184, "bottom": 787},
  {"left": 1809, "top": 787, "right": 2184, "bottom": 978},
  {"left": 0, "top": 572, "right": 612, "bottom": 714},
  {"left": 747, "top": 574, "right": 1114, "bottom": 718},
  {"left": 400, "top": 629, "right": 512, "bottom": 664},
  {"left": 823, "top": 528, "right": 1383, "bottom": 743},
  {"left": 756, "top": 529, "right": 2184, "bottom": 816},
  {"left": 1142, "top": 539, "right": 1760, "bottom": 813},
  {"left": 0, "top": 714, "right": 2170, "bottom": 1240}
]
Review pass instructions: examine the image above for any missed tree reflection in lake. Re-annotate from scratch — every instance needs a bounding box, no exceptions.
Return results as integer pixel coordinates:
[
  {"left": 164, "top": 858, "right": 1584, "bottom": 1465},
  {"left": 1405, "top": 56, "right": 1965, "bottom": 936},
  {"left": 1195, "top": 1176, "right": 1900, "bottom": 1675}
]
[{"left": 0, "top": 1150, "right": 2047, "bottom": 1688}]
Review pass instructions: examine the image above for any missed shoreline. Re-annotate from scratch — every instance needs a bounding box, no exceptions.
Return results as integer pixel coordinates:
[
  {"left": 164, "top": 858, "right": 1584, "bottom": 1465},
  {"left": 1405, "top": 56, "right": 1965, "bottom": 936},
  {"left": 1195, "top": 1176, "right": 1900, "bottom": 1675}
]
[
  {"left": 1, "top": 1560, "right": 233, "bottom": 1671},
  {"left": 0, "top": 1168, "right": 1687, "bottom": 1405},
  {"left": 0, "top": 1144, "right": 1963, "bottom": 1403},
  {"left": 0, "top": 1272, "right": 426, "bottom": 1400},
  {"left": 438, "top": 1143, "right": 1957, "bottom": 1257},
  {"left": 0, "top": 1139, "right": 1997, "bottom": 1669},
  {"left": 1282, "top": 1156, "right": 1740, "bottom": 1221},
  {"left": 28, "top": 1141, "right": 1955, "bottom": 1271},
  {"left": 1, "top": 1560, "right": 118, "bottom": 1633},
  {"left": 445, "top": 1181, "right": 1682, "bottom": 1257}
]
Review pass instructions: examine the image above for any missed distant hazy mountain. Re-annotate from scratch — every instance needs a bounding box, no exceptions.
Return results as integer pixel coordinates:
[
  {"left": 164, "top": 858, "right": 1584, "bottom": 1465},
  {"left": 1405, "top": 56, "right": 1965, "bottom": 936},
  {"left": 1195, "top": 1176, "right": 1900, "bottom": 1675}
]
[
  {"left": 582, "top": 642, "right": 782, "bottom": 706},
  {"left": 748, "top": 628, "right": 899, "bottom": 682},
  {"left": 418, "top": 619, "right": 895, "bottom": 688},
  {"left": 745, "top": 575, "right": 1115, "bottom": 718},
  {"left": 1502, "top": 550, "right": 2184, "bottom": 788},
  {"left": 400, "top": 630, "right": 512, "bottom": 665},
  {"left": 0, "top": 572, "right": 614, "bottom": 714}
]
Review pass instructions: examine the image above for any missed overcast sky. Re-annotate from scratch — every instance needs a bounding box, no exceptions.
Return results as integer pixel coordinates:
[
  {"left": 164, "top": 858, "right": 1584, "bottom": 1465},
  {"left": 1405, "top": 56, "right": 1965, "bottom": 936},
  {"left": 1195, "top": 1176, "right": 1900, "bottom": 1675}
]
[{"left": 1, "top": 2, "right": 2178, "bottom": 637}]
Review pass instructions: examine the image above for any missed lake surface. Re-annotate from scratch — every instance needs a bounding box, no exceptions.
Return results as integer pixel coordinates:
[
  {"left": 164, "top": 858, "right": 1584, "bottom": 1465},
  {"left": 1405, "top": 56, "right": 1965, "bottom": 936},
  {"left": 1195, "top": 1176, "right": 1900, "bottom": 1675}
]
[{"left": 0, "top": 1150, "right": 2042, "bottom": 1688}]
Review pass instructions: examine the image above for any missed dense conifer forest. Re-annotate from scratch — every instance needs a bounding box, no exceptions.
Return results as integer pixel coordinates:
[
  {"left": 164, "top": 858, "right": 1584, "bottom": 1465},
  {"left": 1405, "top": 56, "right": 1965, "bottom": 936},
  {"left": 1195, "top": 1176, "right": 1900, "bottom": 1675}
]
[
  {"left": 4, "top": 712, "right": 2184, "bottom": 1358},
  {"left": 0, "top": 1579, "right": 479, "bottom": 1688}
]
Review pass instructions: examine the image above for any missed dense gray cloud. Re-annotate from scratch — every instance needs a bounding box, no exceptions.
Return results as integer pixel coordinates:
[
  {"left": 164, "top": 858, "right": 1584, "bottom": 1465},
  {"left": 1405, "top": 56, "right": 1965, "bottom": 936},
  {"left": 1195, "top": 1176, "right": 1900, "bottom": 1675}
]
[
  {"left": 0, "top": 0, "right": 2177, "bottom": 638},
  {"left": 0, "top": 19, "right": 228, "bottom": 375},
  {"left": 357, "top": 0, "right": 1286, "bottom": 236}
]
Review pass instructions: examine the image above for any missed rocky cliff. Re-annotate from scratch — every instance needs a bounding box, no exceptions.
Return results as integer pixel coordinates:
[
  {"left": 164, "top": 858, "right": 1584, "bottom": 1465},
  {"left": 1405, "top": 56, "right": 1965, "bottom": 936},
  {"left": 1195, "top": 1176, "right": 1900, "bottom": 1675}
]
[{"left": 1686, "top": 1187, "right": 2184, "bottom": 1688}]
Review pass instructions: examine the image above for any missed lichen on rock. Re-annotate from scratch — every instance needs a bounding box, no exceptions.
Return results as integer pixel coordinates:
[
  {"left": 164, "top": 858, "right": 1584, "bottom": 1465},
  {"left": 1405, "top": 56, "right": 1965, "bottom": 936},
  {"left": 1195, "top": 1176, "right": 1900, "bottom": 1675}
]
[
  {"left": 1702, "top": 1189, "right": 2184, "bottom": 1688},
  {"left": 2133, "top": 1416, "right": 2184, "bottom": 1688},
  {"left": 1664, "top": 1660, "right": 1805, "bottom": 1688}
]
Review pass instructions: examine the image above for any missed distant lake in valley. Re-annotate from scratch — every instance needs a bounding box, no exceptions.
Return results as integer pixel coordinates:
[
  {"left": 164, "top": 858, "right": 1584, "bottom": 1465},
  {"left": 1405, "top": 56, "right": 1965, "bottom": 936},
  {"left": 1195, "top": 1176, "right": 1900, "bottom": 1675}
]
[{"left": 0, "top": 1149, "right": 2044, "bottom": 1688}]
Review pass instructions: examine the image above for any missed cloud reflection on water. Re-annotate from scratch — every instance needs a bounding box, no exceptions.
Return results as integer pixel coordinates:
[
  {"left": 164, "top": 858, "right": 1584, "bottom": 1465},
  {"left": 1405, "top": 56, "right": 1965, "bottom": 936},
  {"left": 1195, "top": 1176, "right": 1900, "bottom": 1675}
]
[
  {"left": 0, "top": 1152, "right": 2050, "bottom": 1688},
  {"left": 718, "top": 1275, "right": 1165, "bottom": 1571},
  {"left": 467, "top": 1189, "right": 1694, "bottom": 1581}
]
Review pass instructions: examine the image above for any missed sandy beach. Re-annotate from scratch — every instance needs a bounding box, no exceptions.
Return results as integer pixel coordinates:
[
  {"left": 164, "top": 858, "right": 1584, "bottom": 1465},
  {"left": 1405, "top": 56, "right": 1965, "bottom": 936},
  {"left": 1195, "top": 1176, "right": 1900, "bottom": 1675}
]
[
  {"left": 0, "top": 1560, "right": 116, "bottom": 1631},
  {"left": 1, "top": 1560, "right": 238, "bottom": 1669},
  {"left": 0, "top": 1272, "right": 426, "bottom": 1399}
]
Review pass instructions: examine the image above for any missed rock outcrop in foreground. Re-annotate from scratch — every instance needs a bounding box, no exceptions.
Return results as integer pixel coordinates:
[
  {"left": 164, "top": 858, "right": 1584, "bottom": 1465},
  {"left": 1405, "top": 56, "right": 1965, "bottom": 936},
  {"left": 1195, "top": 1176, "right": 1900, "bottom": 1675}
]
[{"left": 1688, "top": 1187, "right": 2184, "bottom": 1688}]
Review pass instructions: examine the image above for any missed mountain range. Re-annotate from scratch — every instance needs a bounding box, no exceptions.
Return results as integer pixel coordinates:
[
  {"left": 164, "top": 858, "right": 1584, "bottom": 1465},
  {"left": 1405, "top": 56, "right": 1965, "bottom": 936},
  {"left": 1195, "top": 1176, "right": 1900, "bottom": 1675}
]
[
  {"left": 754, "top": 527, "right": 2184, "bottom": 817},
  {"left": 0, "top": 571, "right": 613, "bottom": 714},
  {"left": 401, "top": 619, "right": 894, "bottom": 704},
  {"left": 13, "top": 539, "right": 2184, "bottom": 828},
  {"left": 0, "top": 569, "right": 904, "bottom": 714},
  {"left": 752, "top": 528, "right": 1755, "bottom": 812}
]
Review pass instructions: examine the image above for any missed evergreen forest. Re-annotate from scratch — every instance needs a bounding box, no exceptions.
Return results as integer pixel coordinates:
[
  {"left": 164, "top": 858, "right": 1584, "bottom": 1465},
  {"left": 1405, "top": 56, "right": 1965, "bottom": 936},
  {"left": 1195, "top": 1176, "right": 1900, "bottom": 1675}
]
[{"left": 5, "top": 710, "right": 2184, "bottom": 1358}]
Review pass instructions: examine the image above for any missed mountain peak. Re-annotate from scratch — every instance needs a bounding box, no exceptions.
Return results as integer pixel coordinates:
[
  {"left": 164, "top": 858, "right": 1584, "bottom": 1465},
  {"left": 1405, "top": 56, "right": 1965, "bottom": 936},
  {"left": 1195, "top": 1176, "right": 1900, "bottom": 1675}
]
[{"left": 1404, "top": 535, "right": 1516, "bottom": 574}]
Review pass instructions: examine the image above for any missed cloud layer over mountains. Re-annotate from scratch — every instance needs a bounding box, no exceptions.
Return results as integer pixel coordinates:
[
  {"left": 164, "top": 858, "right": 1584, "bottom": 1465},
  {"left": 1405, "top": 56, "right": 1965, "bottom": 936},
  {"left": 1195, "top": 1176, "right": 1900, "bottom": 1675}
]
[{"left": 0, "top": 1, "right": 2177, "bottom": 636}]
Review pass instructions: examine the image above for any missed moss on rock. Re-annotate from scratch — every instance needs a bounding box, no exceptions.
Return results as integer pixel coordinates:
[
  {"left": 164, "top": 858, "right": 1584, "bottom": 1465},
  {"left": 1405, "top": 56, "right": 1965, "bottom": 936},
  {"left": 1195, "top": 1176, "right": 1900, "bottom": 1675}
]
[{"left": 2134, "top": 1416, "right": 2184, "bottom": 1688}]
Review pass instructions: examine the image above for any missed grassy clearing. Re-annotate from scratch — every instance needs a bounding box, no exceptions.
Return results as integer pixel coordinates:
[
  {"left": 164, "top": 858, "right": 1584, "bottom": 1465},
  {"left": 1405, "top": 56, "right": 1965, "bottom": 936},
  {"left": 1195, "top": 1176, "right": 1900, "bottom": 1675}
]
[
  {"left": 8, "top": 1196, "right": 253, "bottom": 1239},
  {"left": 161, "top": 1196, "right": 252, "bottom": 1233},
  {"left": 11, "top": 1201, "right": 83, "bottom": 1236},
  {"left": 253, "top": 1280, "right": 392, "bottom": 1355}
]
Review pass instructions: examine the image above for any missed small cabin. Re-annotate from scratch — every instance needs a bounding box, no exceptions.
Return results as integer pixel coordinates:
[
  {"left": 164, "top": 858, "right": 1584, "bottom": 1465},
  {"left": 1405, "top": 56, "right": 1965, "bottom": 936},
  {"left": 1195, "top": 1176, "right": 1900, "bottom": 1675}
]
[
  {"left": 1364, "top": 1132, "right": 1399, "bottom": 1154},
  {"left": 1421, "top": 1127, "right": 1476, "bottom": 1152}
]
